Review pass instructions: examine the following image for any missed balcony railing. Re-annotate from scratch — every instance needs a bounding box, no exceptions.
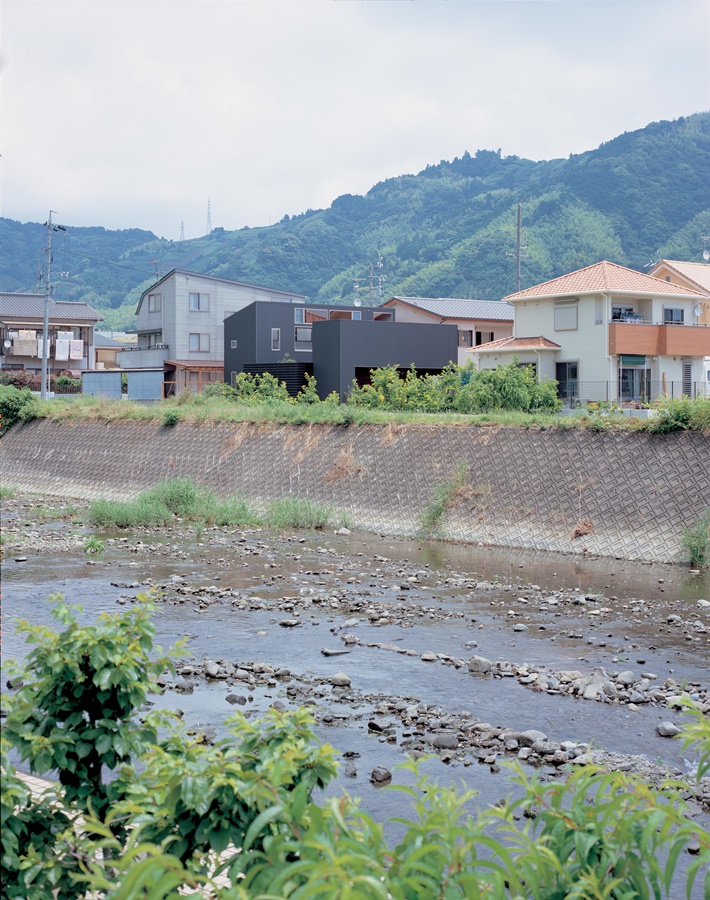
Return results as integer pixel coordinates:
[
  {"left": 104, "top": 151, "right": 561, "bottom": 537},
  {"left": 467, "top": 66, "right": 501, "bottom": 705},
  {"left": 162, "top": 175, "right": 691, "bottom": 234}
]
[
  {"left": 557, "top": 380, "right": 709, "bottom": 407},
  {"left": 608, "top": 321, "right": 710, "bottom": 356}
]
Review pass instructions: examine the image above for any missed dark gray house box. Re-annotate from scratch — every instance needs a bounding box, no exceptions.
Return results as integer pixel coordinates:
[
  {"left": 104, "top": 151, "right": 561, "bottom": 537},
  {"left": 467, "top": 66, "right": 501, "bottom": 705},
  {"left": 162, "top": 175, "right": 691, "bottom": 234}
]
[
  {"left": 312, "top": 320, "right": 458, "bottom": 400},
  {"left": 224, "top": 301, "right": 458, "bottom": 400}
]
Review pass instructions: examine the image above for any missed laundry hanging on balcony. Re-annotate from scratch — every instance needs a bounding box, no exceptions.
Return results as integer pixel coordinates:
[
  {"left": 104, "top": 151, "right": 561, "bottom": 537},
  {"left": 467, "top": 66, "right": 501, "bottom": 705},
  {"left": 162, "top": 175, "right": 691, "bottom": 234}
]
[
  {"left": 55, "top": 340, "right": 70, "bottom": 361},
  {"left": 69, "top": 340, "right": 83, "bottom": 360}
]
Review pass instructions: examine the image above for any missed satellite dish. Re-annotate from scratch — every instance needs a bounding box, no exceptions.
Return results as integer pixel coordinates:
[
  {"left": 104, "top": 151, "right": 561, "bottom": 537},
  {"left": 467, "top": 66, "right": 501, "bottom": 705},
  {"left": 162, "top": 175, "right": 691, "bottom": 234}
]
[
  {"left": 703, "top": 249, "right": 710, "bottom": 261},
  {"left": 695, "top": 306, "right": 703, "bottom": 317},
  {"left": 353, "top": 297, "right": 361, "bottom": 307},
  {"left": 3, "top": 340, "right": 11, "bottom": 348}
]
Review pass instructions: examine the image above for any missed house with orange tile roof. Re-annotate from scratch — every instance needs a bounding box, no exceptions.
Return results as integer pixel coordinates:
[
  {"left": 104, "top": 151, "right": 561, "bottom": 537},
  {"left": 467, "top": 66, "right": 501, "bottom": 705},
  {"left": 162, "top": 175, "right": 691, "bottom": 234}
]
[{"left": 472, "top": 261, "right": 710, "bottom": 404}]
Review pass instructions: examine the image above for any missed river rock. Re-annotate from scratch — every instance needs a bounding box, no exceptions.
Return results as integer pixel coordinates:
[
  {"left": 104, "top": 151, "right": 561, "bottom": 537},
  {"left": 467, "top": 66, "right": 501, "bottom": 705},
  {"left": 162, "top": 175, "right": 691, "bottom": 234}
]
[
  {"left": 421, "top": 652, "right": 438, "bottom": 662},
  {"left": 432, "top": 733, "right": 459, "bottom": 750},
  {"left": 657, "top": 721, "right": 681, "bottom": 737},
  {"left": 616, "top": 670, "right": 636, "bottom": 686},
  {"left": 330, "top": 672, "right": 351, "bottom": 687},
  {"left": 370, "top": 766, "right": 392, "bottom": 785},
  {"left": 468, "top": 655, "right": 492, "bottom": 675},
  {"left": 513, "top": 624, "right": 528, "bottom": 632},
  {"left": 517, "top": 729, "right": 548, "bottom": 747},
  {"left": 226, "top": 693, "right": 247, "bottom": 705}
]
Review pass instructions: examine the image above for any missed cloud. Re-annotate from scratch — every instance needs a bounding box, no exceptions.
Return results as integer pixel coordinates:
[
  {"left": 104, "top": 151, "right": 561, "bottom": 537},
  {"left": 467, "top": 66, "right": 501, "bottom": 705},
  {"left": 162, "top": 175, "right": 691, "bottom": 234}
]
[{"left": 1, "top": 0, "right": 708, "bottom": 239}]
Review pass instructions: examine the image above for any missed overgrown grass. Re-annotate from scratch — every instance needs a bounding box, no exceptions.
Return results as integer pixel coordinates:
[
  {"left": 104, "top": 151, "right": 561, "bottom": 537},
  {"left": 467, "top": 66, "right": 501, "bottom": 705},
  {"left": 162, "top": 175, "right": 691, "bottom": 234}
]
[
  {"left": 681, "top": 507, "right": 710, "bottom": 567},
  {"left": 266, "top": 497, "right": 344, "bottom": 530},
  {"left": 87, "top": 478, "right": 344, "bottom": 532},
  {"left": 420, "top": 460, "right": 470, "bottom": 536},
  {"left": 0, "top": 485, "right": 17, "bottom": 500}
]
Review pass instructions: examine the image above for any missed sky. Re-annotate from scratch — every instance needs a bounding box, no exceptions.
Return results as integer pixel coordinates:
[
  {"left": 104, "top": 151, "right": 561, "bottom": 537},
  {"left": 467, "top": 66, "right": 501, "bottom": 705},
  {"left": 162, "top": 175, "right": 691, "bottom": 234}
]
[{"left": 1, "top": 0, "right": 709, "bottom": 241}]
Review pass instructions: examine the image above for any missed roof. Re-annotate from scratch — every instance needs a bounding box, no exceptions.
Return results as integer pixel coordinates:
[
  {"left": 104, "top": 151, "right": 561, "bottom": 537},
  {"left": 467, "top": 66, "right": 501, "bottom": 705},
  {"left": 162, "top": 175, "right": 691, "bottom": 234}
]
[
  {"left": 0, "top": 293, "right": 104, "bottom": 323},
  {"left": 93, "top": 333, "right": 124, "bottom": 349},
  {"left": 384, "top": 296, "right": 514, "bottom": 321},
  {"left": 648, "top": 260, "right": 710, "bottom": 297},
  {"left": 164, "top": 359, "right": 225, "bottom": 370},
  {"left": 504, "top": 261, "right": 705, "bottom": 301},
  {"left": 137, "top": 269, "right": 307, "bottom": 313},
  {"left": 472, "top": 336, "right": 561, "bottom": 353}
]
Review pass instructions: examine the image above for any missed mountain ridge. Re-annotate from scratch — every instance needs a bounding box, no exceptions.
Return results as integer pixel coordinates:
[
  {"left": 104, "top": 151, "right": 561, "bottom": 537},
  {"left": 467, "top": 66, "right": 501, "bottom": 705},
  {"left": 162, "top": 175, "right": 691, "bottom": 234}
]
[{"left": 1, "top": 112, "right": 708, "bottom": 330}]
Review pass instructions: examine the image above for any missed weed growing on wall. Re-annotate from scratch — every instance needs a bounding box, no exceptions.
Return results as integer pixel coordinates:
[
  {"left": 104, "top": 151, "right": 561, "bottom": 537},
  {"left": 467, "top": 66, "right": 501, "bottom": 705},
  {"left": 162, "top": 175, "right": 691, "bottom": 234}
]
[
  {"left": 420, "top": 460, "right": 471, "bottom": 536},
  {"left": 681, "top": 507, "right": 710, "bottom": 567}
]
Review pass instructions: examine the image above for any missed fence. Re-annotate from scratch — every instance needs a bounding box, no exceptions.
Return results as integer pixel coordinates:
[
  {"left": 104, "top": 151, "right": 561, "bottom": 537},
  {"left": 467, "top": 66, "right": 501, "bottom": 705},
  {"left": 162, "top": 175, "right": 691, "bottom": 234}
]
[{"left": 557, "top": 380, "right": 710, "bottom": 407}]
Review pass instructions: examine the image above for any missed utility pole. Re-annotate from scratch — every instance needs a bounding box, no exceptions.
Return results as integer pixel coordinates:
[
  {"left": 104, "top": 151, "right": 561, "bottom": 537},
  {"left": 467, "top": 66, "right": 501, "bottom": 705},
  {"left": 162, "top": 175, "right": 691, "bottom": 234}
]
[
  {"left": 40, "top": 212, "right": 67, "bottom": 400},
  {"left": 205, "top": 198, "right": 212, "bottom": 235},
  {"left": 506, "top": 203, "right": 528, "bottom": 293}
]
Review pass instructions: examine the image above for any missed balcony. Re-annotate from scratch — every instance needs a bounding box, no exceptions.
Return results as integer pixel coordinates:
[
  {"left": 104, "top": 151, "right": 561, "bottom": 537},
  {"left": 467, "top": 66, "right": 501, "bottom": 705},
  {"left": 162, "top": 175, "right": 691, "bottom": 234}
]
[
  {"left": 608, "top": 322, "right": 710, "bottom": 357},
  {"left": 117, "top": 345, "right": 170, "bottom": 369}
]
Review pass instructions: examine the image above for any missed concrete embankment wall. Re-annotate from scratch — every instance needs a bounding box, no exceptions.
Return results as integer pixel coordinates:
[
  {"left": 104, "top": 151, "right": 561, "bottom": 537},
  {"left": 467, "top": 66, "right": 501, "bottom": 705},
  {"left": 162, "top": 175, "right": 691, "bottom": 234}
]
[{"left": 1, "top": 418, "right": 708, "bottom": 563}]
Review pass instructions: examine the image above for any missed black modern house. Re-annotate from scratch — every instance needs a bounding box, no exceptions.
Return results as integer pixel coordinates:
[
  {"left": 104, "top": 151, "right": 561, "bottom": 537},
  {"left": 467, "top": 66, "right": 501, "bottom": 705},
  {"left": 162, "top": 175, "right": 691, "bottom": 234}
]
[{"left": 224, "top": 301, "right": 459, "bottom": 400}]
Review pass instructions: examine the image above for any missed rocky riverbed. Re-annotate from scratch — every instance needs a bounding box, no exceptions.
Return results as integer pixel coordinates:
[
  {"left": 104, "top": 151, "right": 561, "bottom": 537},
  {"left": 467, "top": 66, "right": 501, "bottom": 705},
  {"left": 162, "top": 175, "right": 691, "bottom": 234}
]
[{"left": 2, "top": 491, "right": 709, "bottom": 823}]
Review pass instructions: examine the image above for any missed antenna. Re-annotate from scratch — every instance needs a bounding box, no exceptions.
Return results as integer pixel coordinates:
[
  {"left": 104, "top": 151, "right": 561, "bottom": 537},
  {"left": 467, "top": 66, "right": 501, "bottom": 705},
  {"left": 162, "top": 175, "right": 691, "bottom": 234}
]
[
  {"left": 701, "top": 236, "right": 710, "bottom": 261},
  {"left": 206, "top": 198, "right": 212, "bottom": 235},
  {"left": 179, "top": 220, "right": 185, "bottom": 242},
  {"left": 353, "top": 253, "right": 386, "bottom": 305}
]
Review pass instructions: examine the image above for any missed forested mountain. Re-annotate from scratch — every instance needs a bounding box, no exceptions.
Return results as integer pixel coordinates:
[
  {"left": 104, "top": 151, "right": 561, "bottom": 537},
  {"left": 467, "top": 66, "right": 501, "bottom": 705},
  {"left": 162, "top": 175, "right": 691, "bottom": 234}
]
[{"left": 2, "top": 112, "right": 709, "bottom": 331}]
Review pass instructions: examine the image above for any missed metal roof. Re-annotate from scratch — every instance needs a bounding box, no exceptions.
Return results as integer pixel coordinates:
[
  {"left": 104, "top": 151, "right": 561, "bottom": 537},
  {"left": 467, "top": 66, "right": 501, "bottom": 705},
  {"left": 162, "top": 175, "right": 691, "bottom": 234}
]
[
  {"left": 137, "top": 269, "right": 307, "bottom": 314},
  {"left": 384, "top": 296, "right": 514, "bottom": 321},
  {"left": 0, "top": 293, "right": 104, "bottom": 323},
  {"left": 93, "top": 333, "right": 124, "bottom": 348}
]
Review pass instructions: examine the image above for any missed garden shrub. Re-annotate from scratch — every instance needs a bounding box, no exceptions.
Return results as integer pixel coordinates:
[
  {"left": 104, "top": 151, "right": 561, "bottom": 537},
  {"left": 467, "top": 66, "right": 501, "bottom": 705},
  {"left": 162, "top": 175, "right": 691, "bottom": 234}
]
[{"left": 0, "top": 385, "right": 40, "bottom": 434}]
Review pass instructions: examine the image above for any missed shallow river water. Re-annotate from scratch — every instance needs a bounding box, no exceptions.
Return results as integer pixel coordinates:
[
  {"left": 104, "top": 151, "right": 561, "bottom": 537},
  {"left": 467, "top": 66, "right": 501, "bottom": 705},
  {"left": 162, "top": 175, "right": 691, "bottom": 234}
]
[{"left": 2, "top": 514, "right": 709, "bottom": 894}]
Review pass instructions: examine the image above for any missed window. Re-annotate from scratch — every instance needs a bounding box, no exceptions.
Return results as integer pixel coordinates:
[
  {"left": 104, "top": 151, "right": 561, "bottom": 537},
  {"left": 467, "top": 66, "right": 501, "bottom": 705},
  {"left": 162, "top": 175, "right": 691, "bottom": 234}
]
[
  {"left": 554, "top": 302, "right": 578, "bottom": 331},
  {"left": 271, "top": 328, "right": 281, "bottom": 351},
  {"left": 230, "top": 371, "right": 238, "bottom": 387},
  {"left": 148, "top": 293, "right": 161, "bottom": 313},
  {"left": 230, "top": 339, "right": 237, "bottom": 349},
  {"left": 683, "top": 363, "right": 692, "bottom": 396},
  {"left": 294, "top": 308, "right": 305, "bottom": 324},
  {"left": 305, "top": 308, "right": 327, "bottom": 324},
  {"left": 475, "top": 331, "right": 494, "bottom": 345},
  {"left": 458, "top": 330, "right": 473, "bottom": 348},
  {"left": 294, "top": 326, "right": 312, "bottom": 348},
  {"left": 189, "top": 292, "right": 209, "bottom": 311},
  {"left": 189, "top": 333, "right": 210, "bottom": 352},
  {"left": 664, "top": 308, "right": 684, "bottom": 324},
  {"left": 352, "top": 310, "right": 362, "bottom": 320},
  {"left": 556, "top": 362, "right": 578, "bottom": 399},
  {"left": 329, "top": 310, "right": 352, "bottom": 320},
  {"left": 147, "top": 332, "right": 162, "bottom": 349},
  {"left": 374, "top": 311, "right": 393, "bottom": 321}
]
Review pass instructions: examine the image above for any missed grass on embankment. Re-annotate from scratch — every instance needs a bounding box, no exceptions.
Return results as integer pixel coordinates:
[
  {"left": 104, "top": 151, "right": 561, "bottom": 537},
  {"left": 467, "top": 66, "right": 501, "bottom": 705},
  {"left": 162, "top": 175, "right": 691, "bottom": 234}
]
[
  {"left": 88, "top": 477, "right": 346, "bottom": 531},
  {"left": 27, "top": 393, "right": 587, "bottom": 430},
  {"left": 17, "top": 392, "right": 710, "bottom": 433}
]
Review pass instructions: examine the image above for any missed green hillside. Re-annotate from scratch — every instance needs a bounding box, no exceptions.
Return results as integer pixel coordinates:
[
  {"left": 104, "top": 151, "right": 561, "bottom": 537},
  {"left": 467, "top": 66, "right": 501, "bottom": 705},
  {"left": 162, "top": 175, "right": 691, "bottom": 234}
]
[{"left": 2, "top": 112, "right": 709, "bottom": 331}]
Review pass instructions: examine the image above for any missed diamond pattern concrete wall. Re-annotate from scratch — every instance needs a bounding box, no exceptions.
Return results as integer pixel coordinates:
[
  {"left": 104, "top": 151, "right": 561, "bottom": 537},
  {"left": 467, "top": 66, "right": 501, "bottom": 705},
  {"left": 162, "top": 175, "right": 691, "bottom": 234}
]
[{"left": 1, "top": 419, "right": 708, "bottom": 563}]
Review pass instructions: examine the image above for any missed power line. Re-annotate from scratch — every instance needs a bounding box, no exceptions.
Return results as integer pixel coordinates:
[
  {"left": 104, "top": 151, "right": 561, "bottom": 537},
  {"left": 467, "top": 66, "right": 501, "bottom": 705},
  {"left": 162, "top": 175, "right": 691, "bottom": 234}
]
[{"left": 57, "top": 247, "right": 156, "bottom": 275}]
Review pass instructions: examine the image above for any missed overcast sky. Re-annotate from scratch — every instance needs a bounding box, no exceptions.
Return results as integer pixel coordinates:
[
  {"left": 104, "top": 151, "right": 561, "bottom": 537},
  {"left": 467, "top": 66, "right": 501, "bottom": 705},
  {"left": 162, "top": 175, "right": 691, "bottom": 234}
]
[{"left": 1, "top": 0, "right": 708, "bottom": 241}]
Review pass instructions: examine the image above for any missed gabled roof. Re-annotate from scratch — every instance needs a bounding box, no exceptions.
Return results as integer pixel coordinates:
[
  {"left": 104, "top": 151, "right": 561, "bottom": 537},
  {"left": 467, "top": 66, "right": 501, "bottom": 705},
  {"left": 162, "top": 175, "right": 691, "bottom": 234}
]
[
  {"left": 0, "top": 293, "right": 104, "bottom": 323},
  {"left": 137, "top": 269, "right": 306, "bottom": 314},
  {"left": 504, "top": 261, "right": 705, "bottom": 301},
  {"left": 648, "top": 260, "right": 710, "bottom": 297},
  {"left": 383, "top": 296, "right": 514, "bottom": 321},
  {"left": 473, "top": 336, "right": 561, "bottom": 353}
]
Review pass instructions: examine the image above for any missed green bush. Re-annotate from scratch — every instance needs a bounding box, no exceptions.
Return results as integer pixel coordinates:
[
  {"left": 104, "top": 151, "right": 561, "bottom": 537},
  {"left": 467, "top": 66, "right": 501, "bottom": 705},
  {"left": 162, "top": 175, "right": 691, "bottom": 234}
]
[
  {"left": 162, "top": 407, "right": 181, "bottom": 426},
  {"left": 266, "top": 496, "right": 339, "bottom": 530},
  {"left": 0, "top": 385, "right": 40, "bottom": 434}
]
